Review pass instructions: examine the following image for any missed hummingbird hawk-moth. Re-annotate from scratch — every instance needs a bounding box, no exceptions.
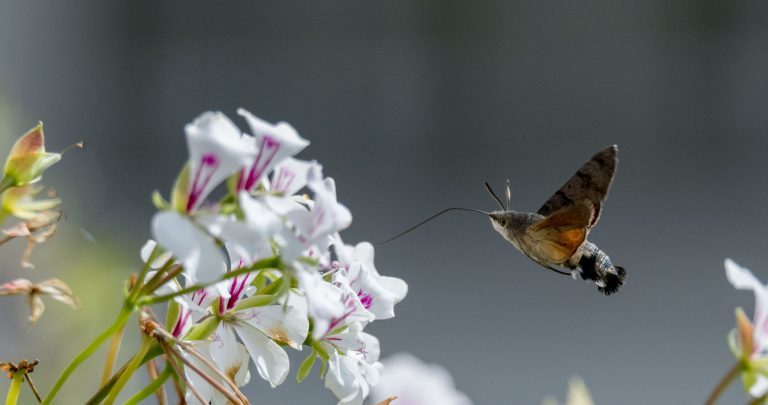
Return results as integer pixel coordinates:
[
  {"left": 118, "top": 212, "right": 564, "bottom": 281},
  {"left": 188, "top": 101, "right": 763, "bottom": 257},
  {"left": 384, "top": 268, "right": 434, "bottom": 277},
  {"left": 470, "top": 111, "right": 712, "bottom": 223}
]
[
  {"left": 486, "top": 145, "right": 626, "bottom": 295},
  {"left": 379, "top": 145, "right": 626, "bottom": 295}
]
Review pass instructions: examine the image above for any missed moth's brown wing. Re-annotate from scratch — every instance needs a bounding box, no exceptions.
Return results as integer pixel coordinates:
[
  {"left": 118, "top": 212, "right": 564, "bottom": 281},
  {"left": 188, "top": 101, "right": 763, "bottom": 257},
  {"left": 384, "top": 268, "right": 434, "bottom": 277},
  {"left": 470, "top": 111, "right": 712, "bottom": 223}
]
[
  {"left": 527, "top": 201, "right": 593, "bottom": 264},
  {"left": 536, "top": 145, "right": 618, "bottom": 228}
]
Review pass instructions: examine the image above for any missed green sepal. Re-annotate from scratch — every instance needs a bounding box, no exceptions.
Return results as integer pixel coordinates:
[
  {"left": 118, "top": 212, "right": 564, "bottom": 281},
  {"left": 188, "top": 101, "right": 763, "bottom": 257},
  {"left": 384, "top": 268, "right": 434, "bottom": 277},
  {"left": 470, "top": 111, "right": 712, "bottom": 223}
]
[
  {"left": 151, "top": 190, "right": 170, "bottom": 210},
  {"left": 226, "top": 172, "right": 241, "bottom": 196},
  {"left": 311, "top": 341, "right": 331, "bottom": 377},
  {"left": 296, "top": 346, "right": 318, "bottom": 383},
  {"left": 165, "top": 299, "right": 181, "bottom": 331},
  {"left": 327, "top": 324, "right": 350, "bottom": 338},
  {"left": 183, "top": 316, "right": 220, "bottom": 341},
  {"left": 170, "top": 163, "right": 190, "bottom": 213}
]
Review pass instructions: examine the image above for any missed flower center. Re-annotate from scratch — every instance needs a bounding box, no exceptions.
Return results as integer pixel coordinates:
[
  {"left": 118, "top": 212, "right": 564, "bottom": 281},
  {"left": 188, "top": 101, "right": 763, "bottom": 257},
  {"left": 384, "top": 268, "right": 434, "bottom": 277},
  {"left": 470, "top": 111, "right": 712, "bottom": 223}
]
[{"left": 357, "top": 290, "right": 374, "bottom": 310}]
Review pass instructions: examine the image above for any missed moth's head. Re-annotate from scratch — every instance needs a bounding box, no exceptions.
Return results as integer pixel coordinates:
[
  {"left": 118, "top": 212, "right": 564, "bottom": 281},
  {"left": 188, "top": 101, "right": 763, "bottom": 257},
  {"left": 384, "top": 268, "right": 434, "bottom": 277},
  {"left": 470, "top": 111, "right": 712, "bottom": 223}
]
[{"left": 489, "top": 211, "right": 512, "bottom": 234}]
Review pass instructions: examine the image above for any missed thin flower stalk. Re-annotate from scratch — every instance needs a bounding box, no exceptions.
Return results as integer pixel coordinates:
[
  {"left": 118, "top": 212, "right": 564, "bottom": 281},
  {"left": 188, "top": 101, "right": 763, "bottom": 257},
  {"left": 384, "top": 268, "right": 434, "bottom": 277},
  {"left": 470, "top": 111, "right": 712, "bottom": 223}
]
[{"left": 123, "top": 365, "right": 171, "bottom": 405}]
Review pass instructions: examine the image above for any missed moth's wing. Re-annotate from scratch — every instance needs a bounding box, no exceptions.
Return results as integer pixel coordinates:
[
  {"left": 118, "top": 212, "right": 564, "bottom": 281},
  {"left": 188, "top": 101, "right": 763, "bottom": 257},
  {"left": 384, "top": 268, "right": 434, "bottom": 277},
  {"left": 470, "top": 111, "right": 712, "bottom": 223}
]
[
  {"left": 536, "top": 145, "right": 618, "bottom": 228},
  {"left": 527, "top": 202, "right": 592, "bottom": 264}
]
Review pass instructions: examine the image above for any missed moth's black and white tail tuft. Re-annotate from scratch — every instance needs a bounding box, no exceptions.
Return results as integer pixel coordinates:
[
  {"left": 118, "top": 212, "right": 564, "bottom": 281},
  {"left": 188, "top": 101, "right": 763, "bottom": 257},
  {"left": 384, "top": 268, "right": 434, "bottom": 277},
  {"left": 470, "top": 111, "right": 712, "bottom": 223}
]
[
  {"left": 597, "top": 266, "right": 627, "bottom": 296},
  {"left": 576, "top": 242, "right": 627, "bottom": 296}
]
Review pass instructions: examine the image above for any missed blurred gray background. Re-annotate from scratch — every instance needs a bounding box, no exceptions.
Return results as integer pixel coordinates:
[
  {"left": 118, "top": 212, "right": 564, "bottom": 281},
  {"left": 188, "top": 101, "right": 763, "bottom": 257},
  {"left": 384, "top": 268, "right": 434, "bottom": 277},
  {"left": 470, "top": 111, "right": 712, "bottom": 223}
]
[{"left": 1, "top": 1, "right": 767, "bottom": 403}]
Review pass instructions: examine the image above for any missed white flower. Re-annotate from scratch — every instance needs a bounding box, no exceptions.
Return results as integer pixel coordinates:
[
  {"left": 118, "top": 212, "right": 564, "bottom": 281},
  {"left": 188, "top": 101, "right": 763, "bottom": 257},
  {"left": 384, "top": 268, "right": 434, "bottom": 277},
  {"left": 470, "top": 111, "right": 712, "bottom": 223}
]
[
  {"left": 725, "top": 258, "right": 768, "bottom": 397},
  {"left": 236, "top": 109, "right": 309, "bottom": 192},
  {"left": 184, "top": 112, "right": 255, "bottom": 212},
  {"left": 212, "top": 273, "right": 309, "bottom": 387},
  {"left": 542, "top": 377, "right": 593, "bottom": 405},
  {"left": 321, "top": 323, "right": 382, "bottom": 405},
  {"left": 726, "top": 258, "right": 768, "bottom": 356},
  {"left": 333, "top": 238, "right": 408, "bottom": 321},
  {"left": 369, "top": 353, "right": 472, "bottom": 405}
]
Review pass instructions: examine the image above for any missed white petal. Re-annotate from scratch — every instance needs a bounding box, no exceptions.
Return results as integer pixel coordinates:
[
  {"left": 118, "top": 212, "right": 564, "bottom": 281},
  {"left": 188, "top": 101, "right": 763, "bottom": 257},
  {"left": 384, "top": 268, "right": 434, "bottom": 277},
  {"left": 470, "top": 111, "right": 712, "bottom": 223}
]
[
  {"left": 152, "top": 211, "right": 227, "bottom": 284},
  {"left": 185, "top": 112, "right": 255, "bottom": 210},
  {"left": 236, "top": 293, "right": 309, "bottom": 350},
  {"left": 308, "top": 177, "right": 352, "bottom": 239},
  {"left": 325, "top": 351, "right": 365, "bottom": 405},
  {"left": 181, "top": 341, "right": 216, "bottom": 405},
  {"left": 209, "top": 324, "right": 251, "bottom": 385},
  {"left": 726, "top": 258, "right": 768, "bottom": 348},
  {"left": 233, "top": 323, "right": 290, "bottom": 387},
  {"left": 270, "top": 158, "right": 316, "bottom": 196},
  {"left": 296, "top": 270, "right": 346, "bottom": 339},
  {"left": 325, "top": 323, "right": 379, "bottom": 363},
  {"left": 726, "top": 258, "right": 764, "bottom": 292},
  {"left": 751, "top": 375, "right": 768, "bottom": 397},
  {"left": 140, "top": 240, "right": 174, "bottom": 269}
]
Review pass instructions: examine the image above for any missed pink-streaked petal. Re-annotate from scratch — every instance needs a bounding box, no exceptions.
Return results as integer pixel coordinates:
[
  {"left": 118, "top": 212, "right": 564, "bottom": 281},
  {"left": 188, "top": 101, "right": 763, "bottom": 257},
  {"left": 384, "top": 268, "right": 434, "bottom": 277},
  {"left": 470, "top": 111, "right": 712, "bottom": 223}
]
[
  {"left": 185, "top": 112, "right": 255, "bottom": 211},
  {"left": 270, "top": 158, "right": 316, "bottom": 196}
]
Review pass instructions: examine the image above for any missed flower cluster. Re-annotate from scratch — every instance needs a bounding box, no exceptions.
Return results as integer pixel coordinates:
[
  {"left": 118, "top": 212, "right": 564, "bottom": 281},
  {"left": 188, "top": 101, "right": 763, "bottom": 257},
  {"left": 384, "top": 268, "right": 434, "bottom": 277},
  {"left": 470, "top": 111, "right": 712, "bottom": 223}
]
[{"left": 142, "top": 110, "right": 407, "bottom": 404}]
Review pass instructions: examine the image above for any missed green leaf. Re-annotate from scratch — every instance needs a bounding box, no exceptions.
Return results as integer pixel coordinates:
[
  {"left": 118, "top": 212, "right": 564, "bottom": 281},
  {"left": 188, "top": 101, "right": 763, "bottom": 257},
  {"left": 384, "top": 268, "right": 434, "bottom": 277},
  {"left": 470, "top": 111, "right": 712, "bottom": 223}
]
[{"left": 296, "top": 347, "right": 318, "bottom": 383}]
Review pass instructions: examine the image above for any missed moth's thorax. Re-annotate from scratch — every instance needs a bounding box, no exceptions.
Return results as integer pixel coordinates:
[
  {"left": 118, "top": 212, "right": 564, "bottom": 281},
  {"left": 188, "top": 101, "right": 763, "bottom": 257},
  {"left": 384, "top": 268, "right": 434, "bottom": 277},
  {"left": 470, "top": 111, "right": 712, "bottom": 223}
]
[{"left": 489, "top": 210, "right": 543, "bottom": 251}]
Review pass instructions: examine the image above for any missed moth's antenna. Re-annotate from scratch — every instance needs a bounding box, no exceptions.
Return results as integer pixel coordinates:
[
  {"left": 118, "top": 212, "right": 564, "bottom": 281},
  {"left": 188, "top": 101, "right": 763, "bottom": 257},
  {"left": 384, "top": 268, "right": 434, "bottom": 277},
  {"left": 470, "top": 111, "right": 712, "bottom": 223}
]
[
  {"left": 504, "top": 179, "right": 512, "bottom": 210},
  {"left": 484, "top": 182, "right": 505, "bottom": 211},
  {"left": 376, "top": 207, "right": 489, "bottom": 245}
]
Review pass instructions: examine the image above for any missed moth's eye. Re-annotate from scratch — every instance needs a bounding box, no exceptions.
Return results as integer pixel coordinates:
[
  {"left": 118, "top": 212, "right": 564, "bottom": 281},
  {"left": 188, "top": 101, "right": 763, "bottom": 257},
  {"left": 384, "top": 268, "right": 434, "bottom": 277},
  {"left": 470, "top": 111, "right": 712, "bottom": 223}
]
[{"left": 499, "top": 219, "right": 507, "bottom": 227}]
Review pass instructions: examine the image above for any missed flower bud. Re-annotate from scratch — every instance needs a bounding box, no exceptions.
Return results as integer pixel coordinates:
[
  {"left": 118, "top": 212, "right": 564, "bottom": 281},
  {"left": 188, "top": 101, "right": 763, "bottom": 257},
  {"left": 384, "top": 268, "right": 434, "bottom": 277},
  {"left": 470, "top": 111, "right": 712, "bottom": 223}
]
[{"left": 1, "top": 123, "right": 61, "bottom": 190}]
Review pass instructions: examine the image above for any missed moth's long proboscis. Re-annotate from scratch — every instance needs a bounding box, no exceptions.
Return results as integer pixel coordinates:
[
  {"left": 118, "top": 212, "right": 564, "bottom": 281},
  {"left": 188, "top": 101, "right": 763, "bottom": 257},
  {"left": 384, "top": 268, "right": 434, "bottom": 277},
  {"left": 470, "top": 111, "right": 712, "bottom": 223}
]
[{"left": 376, "top": 207, "right": 489, "bottom": 245}]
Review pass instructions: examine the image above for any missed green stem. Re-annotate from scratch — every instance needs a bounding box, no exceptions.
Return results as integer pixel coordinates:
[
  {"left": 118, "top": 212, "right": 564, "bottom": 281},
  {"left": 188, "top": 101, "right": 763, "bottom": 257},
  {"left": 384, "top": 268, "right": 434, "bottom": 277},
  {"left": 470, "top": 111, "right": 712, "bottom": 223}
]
[
  {"left": 100, "top": 321, "right": 127, "bottom": 385},
  {"left": 128, "top": 245, "right": 161, "bottom": 303},
  {"left": 103, "top": 336, "right": 152, "bottom": 404},
  {"left": 5, "top": 371, "right": 23, "bottom": 405},
  {"left": 122, "top": 363, "right": 171, "bottom": 405},
  {"left": 138, "top": 256, "right": 280, "bottom": 306},
  {"left": 705, "top": 362, "right": 741, "bottom": 405},
  {"left": 42, "top": 306, "right": 133, "bottom": 405}
]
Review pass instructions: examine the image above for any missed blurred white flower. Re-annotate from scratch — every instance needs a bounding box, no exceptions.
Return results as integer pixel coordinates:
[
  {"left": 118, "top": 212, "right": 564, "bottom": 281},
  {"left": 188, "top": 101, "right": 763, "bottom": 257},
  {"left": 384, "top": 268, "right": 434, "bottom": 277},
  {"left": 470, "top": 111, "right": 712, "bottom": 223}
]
[
  {"left": 541, "top": 377, "right": 594, "bottom": 405},
  {"left": 369, "top": 353, "right": 472, "bottom": 405},
  {"left": 725, "top": 258, "right": 768, "bottom": 397},
  {"left": 237, "top": 108, "right": 309, "bottom": 192}
]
